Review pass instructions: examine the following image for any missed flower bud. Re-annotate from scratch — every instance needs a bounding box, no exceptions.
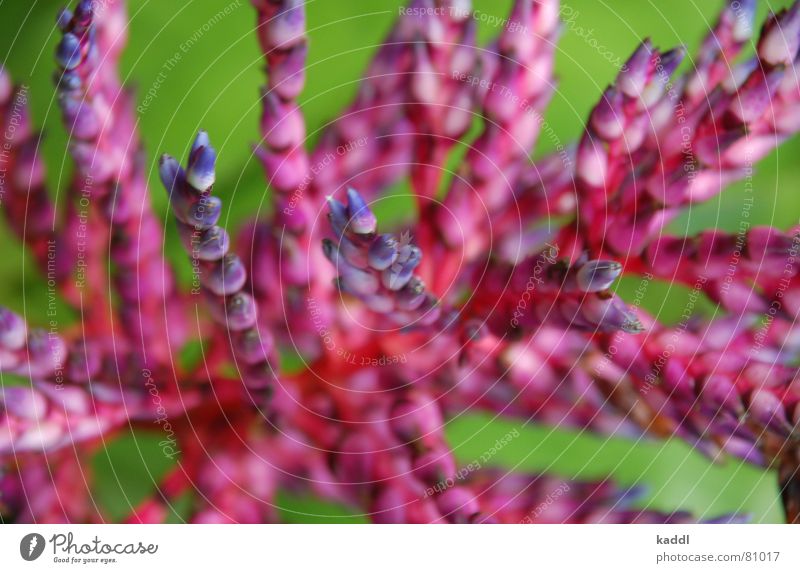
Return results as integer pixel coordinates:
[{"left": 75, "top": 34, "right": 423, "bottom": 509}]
[
  {"left": 186, "top": 144, "right": 217, "bottom": 190},
  {"left": 757, "top": 5, "right": 800, "bottom": 66},
  {"left": 346, "top": 187, "right": 377, "bottom": 236},
  {"left": 575, "top": 260, "right": 623, "bottom": 292},
  {"left": 56, "top": 33, "right": 82, "bottom": 70},
  {"left": 203, "top": 254, "right": 247, "bottom": 297},
  {"left": 0, "top": 308, "right": 27, "bottom": 350},
  {"left": 368, "top": 234, "right": 400, "bottom": 270}
]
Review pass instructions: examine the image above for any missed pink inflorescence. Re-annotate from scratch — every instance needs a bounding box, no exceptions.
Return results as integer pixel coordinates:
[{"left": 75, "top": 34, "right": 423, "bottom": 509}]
[{"left": 1, "top": 0, "right": 800, "bottom": 523}]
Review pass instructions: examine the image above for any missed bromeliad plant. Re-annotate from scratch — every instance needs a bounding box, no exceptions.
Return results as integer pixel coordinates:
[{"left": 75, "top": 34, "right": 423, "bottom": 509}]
[{"left": 1, "top": 0, "right": 800, "bottom": 523}]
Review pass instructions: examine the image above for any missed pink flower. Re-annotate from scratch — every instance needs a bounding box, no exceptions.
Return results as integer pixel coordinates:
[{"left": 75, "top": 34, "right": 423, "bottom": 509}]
[{"left": 2, "top": 0, "right": 800, "bottom": 524}]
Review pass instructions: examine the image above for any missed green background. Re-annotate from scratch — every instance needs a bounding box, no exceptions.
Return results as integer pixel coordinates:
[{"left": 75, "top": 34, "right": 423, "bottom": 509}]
[{"left": 1, "top": 0, "right": 798, "bottom": 522}]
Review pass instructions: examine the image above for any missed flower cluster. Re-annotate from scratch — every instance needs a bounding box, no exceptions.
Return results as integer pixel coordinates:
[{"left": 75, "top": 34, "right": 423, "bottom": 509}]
[{"left": 2, "top": 0, "right": 800, "bottom": 524}]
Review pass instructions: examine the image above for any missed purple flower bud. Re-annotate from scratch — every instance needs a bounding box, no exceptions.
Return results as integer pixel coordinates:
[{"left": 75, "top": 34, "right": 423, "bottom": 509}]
[
  {"left": 204, "top": 254, "right": 247, "bottom": 297},
  {"left": 0, "top": 308, "right": 27, "bottom": 351},
  {"left": 166, "top": 184, "right": 200, "bottom": 224},
  {"left": 25, "top": 329, "right": 67, "bottom": 377},
  {"left": 186, "top": 144, "right": 217, "bottom": 190},
  {"left": 338, "top": 235, "right": 369, "bottom": 268},
  {"left": 346, "top": 187, "right": 377, "bottom": 236},
  {"left": 267, "top": 0, "right": 306, "bottom": 48},
  {"left": 639, "top": 47, "right": 684, "bottom": 107},
  {"left": 58, "top": 97, "right": 99, "bottom": 140},
  {"left": 729, "top": 68, "right": 784, "bottom": 124},
  {"left": 576, "top": 260, "right": 623, "bottom": 292},
  {"left": 758, "top": 4, "right": 800, "bottom": 66},
  {"left": 450, "top": 19, "right": 477, "bottom": 74},
  {"left": 158, "top": 154, "right": 184, "bottom": 193},
  {"left": 396, "top": 242, "right": 418, "bottom": 264},
  {"left": 56, "top": 33, "right": 82, "bottom": 70},
  {"left": 411, "top": 42, "right": 438, "bottom": 106},
  {"left": 321, "top": 238, "right": 343, "bottom": 266},
  {"left": 618, "top": 39, "right": 653, "bottom": 98},
  {"left": 396, "top": 277, "right": 427, "bottom": 310},
  {"left": 233, "top": 327, "right": 273, "bottom": 365},
  {"left": 74, "top": 0, "right": 93, "bottom": 23},
  {"left": 591, "top": 87, "right": 624, "bottom": 140},
  {"left": 187, "top": 194, "right": 222, "bottom": 230},
  {"left": 382, "top": 246, "right": 421, "bottom": 291},
  {"left": 253, "top": 145, "right": 309, "bottom": 192},
  {"left": 730, "top": 0, "right": 756, "bottom": 42},
  {"left": 0, "top": 387, "right": 47, "bottom": 420},
  {"left": 268, "top": 42, "right": 307, "bottom": 100},
  {"left": 191, "top": 130, "right": 211, "bottom": 156},
  {"left": 57, "top": 71, "right": 82, "bottom": 93},
  {"left": 580, "top": 296, "right": 644, "bottom": 334},
  {"left": 223, "top": 293, "right": 258, "bottom": 331},
  {"left": 0, "top": 67, "right": 11, "bottom": 103},
  {"left": 499, "top": 0, "right": 535, "bottom": 57},
  {"left": 699, "top": 375, "right": 744, "bottom": 417},
  {"left": 340, "top": 264, "right": 381, "bottom": 296},
  {"left": 181, "top": 225, "right": 230, "bottom": 262},
  {"left": 410, "top": 294, "right": 441, "bottom": 326},
  {"left": 260, "top": 92, "right": 306, "bottom": 151},
  {"left": 36, "top": 382, "right": 91, "bottom": 416},
  {"left": 576, "top": 134, "right": 607, "bottom": 188},
  {"left": 362, "top": 293, "right": 395, "bottom": 313},
  {"left": 56, "top": 8, "right": 73, "bottom": 32},
  {"left": 748, "top": 389, "right": 792, "bottom": 434},
  {"left": 368, "top": 234, "right": 399, "bottom": 270},
  {"left": 658, "top": 47, "right": 685, "bottom": 78},
  {"left": 326, "top": 196, "right": 349, "bottom": 238}
]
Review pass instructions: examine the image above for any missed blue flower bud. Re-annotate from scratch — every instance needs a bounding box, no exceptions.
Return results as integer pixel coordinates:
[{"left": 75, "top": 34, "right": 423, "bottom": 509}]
[
  {"left": 368, "top": 234, "right": 399, "bottom": 270},
  {"left": 326, "top": 196, "right": 349, "bottom": 238},
  {"left": 203, "top": 254, "right": 247, "bottom": 296},
  {"left": 575, "top": 260, "right": 623, "bottom": 292},
  {"left": 186, "top": 144, "right": 217, "bottom": 190},
  {"left": 56, "top": 33, "right": 82, "bottom": 71},
  {"left": 346, "top": 187, "right": 377, "bottom": 235}
]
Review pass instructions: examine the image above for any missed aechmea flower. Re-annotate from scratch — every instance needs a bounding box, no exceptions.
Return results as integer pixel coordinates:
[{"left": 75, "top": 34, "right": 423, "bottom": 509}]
[
  {"left": 641, "top": 226, "right": 800, "bottom": 313},
  {"left": 588, "top": 315, "right": 800, "bottom": 465},
  {"left": 432, "top": 0, "right": 559, "bottom": 259},
  {"left": 403, "top": 1, "right": 480, "bottom": 199},
  {"left": 0, "top": 378, "right": 153, "bottom": 456},
  {"left": 465, "top": 250, "right": 641, "bottom": 335},
  {"left": 160, "top": 132, "right": 276, "bottom": 391},
  {"left": 53, "top": 0, "right": 177, "bottom": 364},
  {"left": 324, "top": 189, "right": 443, "bottom": 327},
  {"left": 0, "top": 307, "right": 67, "bottom": 379},
  {"left": 566, "top": 1, "right": 800, "bottom": 257},
  {"left": 253, "top": 0, "right": 310, "bottom": 209},
  {"left": 4, "top": 0, "right": 800, "bottom": 525},
  {"left": 0, "top": 306, "right": 195, "bottom": 458}
]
